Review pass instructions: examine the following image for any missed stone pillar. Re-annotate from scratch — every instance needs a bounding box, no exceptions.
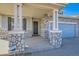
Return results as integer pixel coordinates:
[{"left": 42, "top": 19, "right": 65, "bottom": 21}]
[
  {"left": 9, "top": 32, "right": 26, "bottom": 55},
  {"left": 9, "top": 3, "right": 26, "bottom": 55},
  {"left": 49, "top": 9, "right": 62, "bottom": 48}
]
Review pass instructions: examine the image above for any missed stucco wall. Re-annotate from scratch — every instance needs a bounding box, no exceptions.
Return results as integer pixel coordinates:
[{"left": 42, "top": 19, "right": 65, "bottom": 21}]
[
  {"left": 1, "top": 16, "right": 8, "bottom": 31},
  {"left": 26, "top": 17, "right": 33, "bottom": 37},
  {"left": 0, "top": 15, "right": 8, "bottom": 31}
]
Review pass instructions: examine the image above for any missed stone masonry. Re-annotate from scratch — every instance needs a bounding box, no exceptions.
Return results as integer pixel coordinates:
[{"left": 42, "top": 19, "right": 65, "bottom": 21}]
[
  {"left": 8, "top": 32, "right": 26, "bottom": 55},
  {"left": 49, "top": 30, "right": 62, "bottom": 48}
]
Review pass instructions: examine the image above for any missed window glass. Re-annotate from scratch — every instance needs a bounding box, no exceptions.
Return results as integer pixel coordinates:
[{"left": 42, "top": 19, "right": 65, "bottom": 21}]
[
  {"left": 8, "top": 17, "right": 14, "bottom": 31},
  {"left": 23, "top": 18, "right": 27, "bottom": 31}
]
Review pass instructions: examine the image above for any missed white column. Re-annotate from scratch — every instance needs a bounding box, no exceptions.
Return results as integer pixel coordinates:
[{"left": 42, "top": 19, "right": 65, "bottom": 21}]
[
  {"left": 14, "top": 3, "right": 23, "bottom": 31},
  {"left": 53, "top": 9, "right": 58, "bottom": 30}
]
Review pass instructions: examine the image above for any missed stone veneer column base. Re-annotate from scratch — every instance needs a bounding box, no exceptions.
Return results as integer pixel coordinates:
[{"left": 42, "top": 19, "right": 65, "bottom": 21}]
[
  {"left": 49, "top": 30, "right": 62, "bottom": 48},
  {"left": 8, "top": 31, "right": 26, "bottom": 55}
]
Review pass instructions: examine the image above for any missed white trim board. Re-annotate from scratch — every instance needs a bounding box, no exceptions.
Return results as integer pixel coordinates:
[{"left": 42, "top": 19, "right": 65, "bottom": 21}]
[
  {"left": 58, "top": 22, "right": 77, "bottom": 24},
  {"left": 48, "top": 21, "right": 78, "bottom": 24}
]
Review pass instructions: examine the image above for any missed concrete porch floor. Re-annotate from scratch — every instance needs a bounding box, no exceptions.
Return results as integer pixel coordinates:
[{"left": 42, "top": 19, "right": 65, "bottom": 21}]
[
  {"left": 31, "top": 38, "right": 79, "bottom": 56},
  {"left": 21, "top": 37, "right": 79, "bottom": 56},
  {"left": 25, "top": 36, "right": 53, "bottom": 53}
]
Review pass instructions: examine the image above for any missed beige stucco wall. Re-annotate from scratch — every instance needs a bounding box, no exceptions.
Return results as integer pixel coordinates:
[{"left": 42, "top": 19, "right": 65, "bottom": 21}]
[
  {"left": 26, "top": 17, "right": 33, "bottom": 37},
  {"left": 2, "top": 16, "right": 8, "bottom": 31},
  {"left": 0, "top": 15, "right": 8, "bottom": 31}
]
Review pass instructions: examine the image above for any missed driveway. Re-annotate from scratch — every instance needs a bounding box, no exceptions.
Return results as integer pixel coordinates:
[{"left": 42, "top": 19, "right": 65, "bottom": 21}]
[{"left": 31, "top": 38, "right": 79, "bottom": 56}]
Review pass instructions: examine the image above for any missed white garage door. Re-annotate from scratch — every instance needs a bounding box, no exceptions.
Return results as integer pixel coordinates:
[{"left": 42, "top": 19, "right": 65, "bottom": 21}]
[{"left": 59, "top": 23, "right": 77, "bottom": 38}]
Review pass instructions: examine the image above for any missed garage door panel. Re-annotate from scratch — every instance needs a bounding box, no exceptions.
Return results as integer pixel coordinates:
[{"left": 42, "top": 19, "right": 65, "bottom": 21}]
[{"left": 59, "top": 23, "right": 76, "bottom": 38}]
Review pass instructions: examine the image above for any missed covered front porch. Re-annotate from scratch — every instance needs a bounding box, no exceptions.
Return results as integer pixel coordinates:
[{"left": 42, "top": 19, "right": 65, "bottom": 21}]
[{"left": 0, "top": 3, "right": 66, "bottom": 55}]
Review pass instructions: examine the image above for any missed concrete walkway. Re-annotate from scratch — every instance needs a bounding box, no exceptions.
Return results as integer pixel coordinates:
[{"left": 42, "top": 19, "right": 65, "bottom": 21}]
[{"left": 31, "top": 38, "right": 79, "bottom": 56}]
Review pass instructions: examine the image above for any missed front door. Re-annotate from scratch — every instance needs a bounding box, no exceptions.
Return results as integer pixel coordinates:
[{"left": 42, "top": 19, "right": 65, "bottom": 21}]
[{"left": 33, "top": 21, "right": 38, "bottom": 36}]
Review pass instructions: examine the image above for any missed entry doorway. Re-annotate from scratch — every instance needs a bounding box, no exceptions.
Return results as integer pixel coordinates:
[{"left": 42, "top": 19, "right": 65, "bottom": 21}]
[{"left": 33, "top": 21, "right": 38, "bottom": 36}]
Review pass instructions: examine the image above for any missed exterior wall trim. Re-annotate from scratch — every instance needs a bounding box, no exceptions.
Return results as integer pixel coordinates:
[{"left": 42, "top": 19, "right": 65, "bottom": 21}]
[
  {"left": 48, "top": 21, "right": 78, "bottom": 24},
  {"left": 59, "top": 15, "right": 79, "bottom": 19},
  {"left": 58, "top": 22, "right": 77, "bottom": 24}
]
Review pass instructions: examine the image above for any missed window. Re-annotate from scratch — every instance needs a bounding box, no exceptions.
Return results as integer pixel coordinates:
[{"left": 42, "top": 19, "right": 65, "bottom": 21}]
[
  {"left": 8, "top": 17, "right": 26, "bottom": 31},
  {"left": 23, "top": 18, "right": 27, "bottom": 31},
  {"left": 8, "top": 17, "right": 14, "bottom": 31}
]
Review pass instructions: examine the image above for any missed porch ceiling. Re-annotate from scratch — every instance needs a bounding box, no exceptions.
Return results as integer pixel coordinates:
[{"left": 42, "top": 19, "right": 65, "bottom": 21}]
[{"left": 0, "top": 3, "right": 67, "bottom": 18}]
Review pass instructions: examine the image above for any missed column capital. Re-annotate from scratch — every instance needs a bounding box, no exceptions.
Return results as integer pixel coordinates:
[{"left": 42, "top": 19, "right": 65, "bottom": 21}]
[{"left": 14, "top": 3, "right": 23, "bottom": 7}]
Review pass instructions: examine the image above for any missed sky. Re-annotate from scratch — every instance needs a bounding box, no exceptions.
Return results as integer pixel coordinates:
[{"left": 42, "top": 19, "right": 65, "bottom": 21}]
[{"left": 63, "top": 3, "right": 79, "bottom": 16}]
